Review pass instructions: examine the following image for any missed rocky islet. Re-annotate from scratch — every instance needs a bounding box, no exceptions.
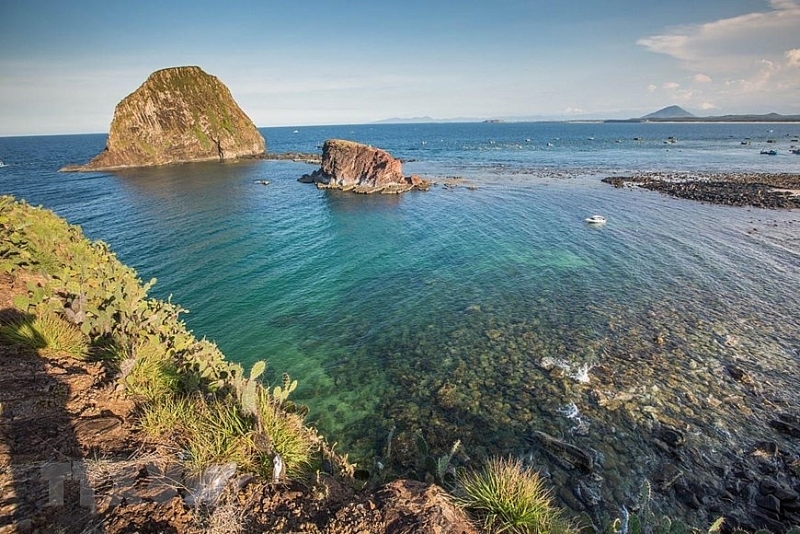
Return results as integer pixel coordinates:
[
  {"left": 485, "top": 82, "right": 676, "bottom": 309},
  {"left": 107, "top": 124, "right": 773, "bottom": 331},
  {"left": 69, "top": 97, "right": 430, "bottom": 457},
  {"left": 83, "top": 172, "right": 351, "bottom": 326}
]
[
  {"left": 61, "top": 66, "right": 266, "bottom": 171},
  {"left": 299, "top": 139, "right": 431, "bottom": 194}
]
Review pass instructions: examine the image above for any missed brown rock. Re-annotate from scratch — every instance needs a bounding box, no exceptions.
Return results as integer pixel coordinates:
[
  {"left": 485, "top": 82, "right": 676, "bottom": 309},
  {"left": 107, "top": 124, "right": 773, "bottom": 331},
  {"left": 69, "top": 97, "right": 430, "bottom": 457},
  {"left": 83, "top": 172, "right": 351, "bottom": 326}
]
[
  {"left": 301, "top": 139, "right": 431, "bottom": 193},
  {"left": 61, "top": 66, "right": 265, "bottom": 171}
]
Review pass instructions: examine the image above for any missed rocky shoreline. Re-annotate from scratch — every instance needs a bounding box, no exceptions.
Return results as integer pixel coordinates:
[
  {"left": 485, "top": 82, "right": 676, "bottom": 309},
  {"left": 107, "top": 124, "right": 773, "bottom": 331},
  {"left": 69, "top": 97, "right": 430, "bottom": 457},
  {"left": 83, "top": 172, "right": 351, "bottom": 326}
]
[
  {"left": 602, "top": 172, "right": 800, "bottom": 209},
  {"left": 263, "top": 152, "right": 321, "bottom": 165}
]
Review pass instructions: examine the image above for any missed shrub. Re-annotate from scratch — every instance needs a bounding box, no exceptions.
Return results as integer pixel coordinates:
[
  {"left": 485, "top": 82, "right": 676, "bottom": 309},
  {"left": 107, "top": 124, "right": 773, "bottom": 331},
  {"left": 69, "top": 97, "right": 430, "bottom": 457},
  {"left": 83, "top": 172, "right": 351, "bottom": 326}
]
[{"left": 455, "top": 456, "right": 576, "bottom": 534}]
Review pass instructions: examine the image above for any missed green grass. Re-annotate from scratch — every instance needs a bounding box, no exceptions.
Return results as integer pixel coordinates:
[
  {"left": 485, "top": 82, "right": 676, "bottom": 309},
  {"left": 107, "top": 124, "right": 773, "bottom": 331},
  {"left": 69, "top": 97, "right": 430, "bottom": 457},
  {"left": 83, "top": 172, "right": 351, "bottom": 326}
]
[
  {"left": 455, "top": 457, "right": 576, "bottom": 534},
  {"left": 140, "top": 395, "right": 252, "bottom": 473},
  {"left": 140, "top": 388, "right": 318, "bottom": 478},
  {"left": 123, "top": 340, "right": 181, "bottom": 401},
  {"left": 1, "top": 195, "right": 322, "bottom": 485},
  {"left": 0, "top": 312, "right": 90, "bottom": 359},
  {"left": 255, "top": 387, "right": 316, "bottom": 478}
]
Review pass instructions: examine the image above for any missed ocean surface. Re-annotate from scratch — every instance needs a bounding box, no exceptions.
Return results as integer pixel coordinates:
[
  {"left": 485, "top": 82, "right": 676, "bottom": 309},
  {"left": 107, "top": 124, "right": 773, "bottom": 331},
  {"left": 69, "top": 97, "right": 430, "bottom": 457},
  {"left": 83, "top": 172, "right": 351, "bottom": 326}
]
[{"left": 2, "top": 121, "right": 800, "bottom": 522}]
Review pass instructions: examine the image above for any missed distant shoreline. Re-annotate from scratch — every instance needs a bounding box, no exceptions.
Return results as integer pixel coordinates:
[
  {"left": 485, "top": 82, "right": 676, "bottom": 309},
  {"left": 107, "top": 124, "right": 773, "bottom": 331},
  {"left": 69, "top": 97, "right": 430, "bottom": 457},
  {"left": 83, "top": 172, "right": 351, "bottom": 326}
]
[{"left": 605, "top": 116, "right": 800, "bottom": 124}]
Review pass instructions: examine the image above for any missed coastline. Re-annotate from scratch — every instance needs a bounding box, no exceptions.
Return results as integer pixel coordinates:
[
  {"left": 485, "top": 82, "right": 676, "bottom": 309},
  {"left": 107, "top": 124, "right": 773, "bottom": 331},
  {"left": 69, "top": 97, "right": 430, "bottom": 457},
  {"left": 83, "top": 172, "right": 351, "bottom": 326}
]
[
  {"left": 0, "top": 197, "right": 478, "bottom": 533},
  {"left": 1, "top": 123, "right": 795, "bottom": 524}
]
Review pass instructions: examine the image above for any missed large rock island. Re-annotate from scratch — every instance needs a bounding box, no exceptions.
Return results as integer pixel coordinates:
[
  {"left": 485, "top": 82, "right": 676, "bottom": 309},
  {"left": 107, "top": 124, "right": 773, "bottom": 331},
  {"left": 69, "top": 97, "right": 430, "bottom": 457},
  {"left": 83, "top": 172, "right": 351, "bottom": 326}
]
[
  {"left": 62, "top": 66, "right": 265, "bottom": 171},
  {"left": 299, "top": 139, "right": 430, "bottom": 194}
]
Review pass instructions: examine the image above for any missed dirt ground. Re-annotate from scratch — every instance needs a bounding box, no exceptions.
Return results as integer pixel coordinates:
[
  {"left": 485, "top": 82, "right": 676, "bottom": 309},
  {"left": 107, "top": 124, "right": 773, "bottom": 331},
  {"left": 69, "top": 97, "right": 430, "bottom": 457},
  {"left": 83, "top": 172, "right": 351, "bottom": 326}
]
[{"left": 0, "top": 273, "right": 479, "bottom": 533}]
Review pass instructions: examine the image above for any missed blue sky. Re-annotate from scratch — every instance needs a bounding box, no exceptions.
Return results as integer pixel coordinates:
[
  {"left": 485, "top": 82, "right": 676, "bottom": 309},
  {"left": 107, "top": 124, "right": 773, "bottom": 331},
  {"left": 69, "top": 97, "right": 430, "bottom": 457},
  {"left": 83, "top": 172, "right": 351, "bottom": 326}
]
[{"left": 1, "top": 0, "right": 799, "bottom": 135}]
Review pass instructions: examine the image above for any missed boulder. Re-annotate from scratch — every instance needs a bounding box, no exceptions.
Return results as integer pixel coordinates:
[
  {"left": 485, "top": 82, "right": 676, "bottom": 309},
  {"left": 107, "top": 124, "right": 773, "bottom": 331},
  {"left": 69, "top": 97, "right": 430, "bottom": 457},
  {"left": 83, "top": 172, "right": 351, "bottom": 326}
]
[
  {"left": 300, "top": 139, "right": 430, "bottom": 194},
  {"left": 61, "top": 66, "right": 265, "bottom": 171}
]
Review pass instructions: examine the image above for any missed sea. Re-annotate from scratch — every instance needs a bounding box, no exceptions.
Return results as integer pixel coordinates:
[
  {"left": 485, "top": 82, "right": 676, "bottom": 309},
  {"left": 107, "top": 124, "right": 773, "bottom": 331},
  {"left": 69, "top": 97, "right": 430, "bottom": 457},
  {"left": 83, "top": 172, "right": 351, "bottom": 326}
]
[{"left": 2, "top": 121, "right": 800, "bottom": 524}]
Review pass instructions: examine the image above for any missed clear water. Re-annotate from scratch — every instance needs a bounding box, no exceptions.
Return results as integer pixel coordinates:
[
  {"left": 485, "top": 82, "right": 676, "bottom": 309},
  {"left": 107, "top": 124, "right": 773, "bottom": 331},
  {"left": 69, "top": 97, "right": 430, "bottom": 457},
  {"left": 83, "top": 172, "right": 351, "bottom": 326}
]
[{"left": 2, "top": 122, "right": 800, "bottom": 523}]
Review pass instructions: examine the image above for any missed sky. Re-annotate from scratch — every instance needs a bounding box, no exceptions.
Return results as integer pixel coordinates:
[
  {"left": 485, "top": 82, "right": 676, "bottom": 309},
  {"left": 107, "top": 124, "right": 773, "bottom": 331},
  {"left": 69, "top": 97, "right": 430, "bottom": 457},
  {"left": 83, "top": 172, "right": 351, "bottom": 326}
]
[{"left": 1, "top": 0, "right": 799, "bottom": 135}]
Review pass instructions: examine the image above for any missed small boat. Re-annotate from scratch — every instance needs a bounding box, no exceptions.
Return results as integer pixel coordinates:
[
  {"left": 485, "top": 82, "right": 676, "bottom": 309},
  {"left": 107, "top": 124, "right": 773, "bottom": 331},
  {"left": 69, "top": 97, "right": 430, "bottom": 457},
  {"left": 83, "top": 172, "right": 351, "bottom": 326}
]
[
  {"left": 585, "top": 215, "right": 607, "bottom": 225},
  {"left": 0, "top": 160, "right": 6, "bottom": 167},
  {"left": 791, "top": 148, "right": 800, "bottom": 155},
  {"left": 255, "top": 180, "right": 270, "bottom": 186},
  {"left": 760, "top": 149, "right": 778, "bottom": 156}
]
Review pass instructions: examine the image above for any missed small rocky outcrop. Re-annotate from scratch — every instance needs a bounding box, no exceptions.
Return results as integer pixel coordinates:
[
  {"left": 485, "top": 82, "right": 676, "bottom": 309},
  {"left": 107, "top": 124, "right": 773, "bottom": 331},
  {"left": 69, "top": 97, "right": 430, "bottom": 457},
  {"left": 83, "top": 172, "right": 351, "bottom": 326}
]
[
  {"left": 61, "top": 66, "right": 265, "bottom": 171},
  {"left": 602, "top": 172, "right": 800, "bottom": 209},
  {"left": 299, "top": 139, "right": 430, "bottom": 194}
]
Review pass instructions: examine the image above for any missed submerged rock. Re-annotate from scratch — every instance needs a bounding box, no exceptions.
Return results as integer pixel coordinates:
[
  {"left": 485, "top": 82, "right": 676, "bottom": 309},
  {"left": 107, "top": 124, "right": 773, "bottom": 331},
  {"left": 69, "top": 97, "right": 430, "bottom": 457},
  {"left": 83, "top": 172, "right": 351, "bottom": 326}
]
[
  {"left": 299, "top": 139, "right": 431, "bottom": 194},
  {"left": 530, "top": 430, "right": 594, "bottom": 473},
  {"left": 61, "top": 66, "right": 265, "bottom": 171}
]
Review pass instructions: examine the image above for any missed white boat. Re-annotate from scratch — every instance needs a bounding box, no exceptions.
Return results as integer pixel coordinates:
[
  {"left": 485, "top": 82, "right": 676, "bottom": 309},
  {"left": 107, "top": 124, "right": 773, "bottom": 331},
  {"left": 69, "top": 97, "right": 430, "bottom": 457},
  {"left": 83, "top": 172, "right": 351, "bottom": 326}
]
[{"left": 585, "top": 215, "right": 607, "bottom": 224}]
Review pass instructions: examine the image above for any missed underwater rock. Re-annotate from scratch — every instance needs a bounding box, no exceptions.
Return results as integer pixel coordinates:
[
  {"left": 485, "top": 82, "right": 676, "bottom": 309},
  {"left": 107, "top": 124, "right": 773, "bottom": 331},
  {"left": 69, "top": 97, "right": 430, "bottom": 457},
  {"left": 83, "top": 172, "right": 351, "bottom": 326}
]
[
  {"left": 769, "top": 416, "right": 800, "bottom": 438},
  {"left": 652, "top": 463, "right": 683, "bottom": 491},
  {"left": 529, "top": 431, "right": 594, "bottom": 473},
  {"left": 656, "top": 425, "right": 686, "bottom": 448},
  {"left": 726, "top": 365, "right": 754, "bottom": 384}
]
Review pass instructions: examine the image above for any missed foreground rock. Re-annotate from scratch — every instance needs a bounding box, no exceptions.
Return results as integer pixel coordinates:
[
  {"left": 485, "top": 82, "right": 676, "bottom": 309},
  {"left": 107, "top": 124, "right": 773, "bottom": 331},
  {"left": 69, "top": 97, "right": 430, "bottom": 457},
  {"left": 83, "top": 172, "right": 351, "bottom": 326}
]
[
  {"left": 299, "top": 139, "right": 431, "bottom": 194},
  {"left": 602, "top": 172, "right": 800, "bottom": 209},
  {"left": 61, "top": 66, "right": 265, "bottom": 172}
]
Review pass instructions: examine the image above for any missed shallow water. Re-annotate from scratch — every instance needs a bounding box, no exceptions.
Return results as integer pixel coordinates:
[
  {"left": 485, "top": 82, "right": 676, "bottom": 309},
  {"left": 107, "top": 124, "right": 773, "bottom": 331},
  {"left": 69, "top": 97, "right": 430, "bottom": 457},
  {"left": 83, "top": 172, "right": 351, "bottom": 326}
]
[{"left": 1, "top": 122, "right": 799, "bottom": 525}]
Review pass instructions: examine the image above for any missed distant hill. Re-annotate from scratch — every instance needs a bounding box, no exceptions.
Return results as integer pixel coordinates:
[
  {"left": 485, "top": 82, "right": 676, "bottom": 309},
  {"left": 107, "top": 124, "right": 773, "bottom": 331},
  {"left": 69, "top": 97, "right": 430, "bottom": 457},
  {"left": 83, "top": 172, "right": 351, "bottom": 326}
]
[
  {"left": 607, "top": 109, "right": 800, "bottom": 123},
  {"left": 642, "top": 106, "right": 695, "bottom": 120},
  {"left": 373, "top": 116, "right": 438, "bottom": 124}
]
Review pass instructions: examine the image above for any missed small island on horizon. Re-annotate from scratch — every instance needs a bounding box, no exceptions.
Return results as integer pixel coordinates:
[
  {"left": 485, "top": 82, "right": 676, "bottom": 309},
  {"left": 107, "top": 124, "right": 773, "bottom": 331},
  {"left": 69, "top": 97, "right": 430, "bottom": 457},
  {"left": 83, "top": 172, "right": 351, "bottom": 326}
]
[
  {"left": 373, "top": 106, "right": 800, "bottom": 125},
  {"left": 607, "top": 105, "right": 800, "bottom": 124}
]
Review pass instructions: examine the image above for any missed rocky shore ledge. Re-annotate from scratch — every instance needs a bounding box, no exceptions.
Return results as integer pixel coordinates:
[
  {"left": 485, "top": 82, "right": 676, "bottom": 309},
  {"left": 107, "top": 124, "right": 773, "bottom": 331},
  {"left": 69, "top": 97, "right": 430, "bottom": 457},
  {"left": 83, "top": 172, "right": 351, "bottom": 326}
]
[{"left": 602, "top": 172, "right": 800, "bottom": 209}]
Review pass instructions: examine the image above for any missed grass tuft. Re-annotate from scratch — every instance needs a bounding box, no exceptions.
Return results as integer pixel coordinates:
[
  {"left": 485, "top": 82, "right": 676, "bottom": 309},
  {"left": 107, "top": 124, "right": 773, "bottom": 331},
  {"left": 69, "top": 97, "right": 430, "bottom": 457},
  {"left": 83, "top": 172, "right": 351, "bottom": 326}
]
[
  {"left": 0, "top": 312, "right": 90, "bottom": 359},
  {"left": 139, "top": 388, "right": 317, "bottom": 479},
  {"left": 123, "top": 340, "right": 181, "bottom": 401},
  {"left": 255, "top": 387, "right": 316, "bottom": 478},
  {"left": 455, "top": 456, "right": 576, "bottom": 534}
]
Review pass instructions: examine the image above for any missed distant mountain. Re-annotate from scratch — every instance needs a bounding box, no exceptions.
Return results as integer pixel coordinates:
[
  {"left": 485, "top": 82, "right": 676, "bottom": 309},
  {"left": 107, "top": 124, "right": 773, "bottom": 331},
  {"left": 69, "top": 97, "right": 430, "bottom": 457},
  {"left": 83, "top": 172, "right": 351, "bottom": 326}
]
[
  {"left": 607, "top": 110, "right": 800, "bottom": 123},
  {"left": 372, "top": 116, "right": 439, "bottom": 124},
  {"left": 642, "top": 106, "right": 696, "bottom": 120}
]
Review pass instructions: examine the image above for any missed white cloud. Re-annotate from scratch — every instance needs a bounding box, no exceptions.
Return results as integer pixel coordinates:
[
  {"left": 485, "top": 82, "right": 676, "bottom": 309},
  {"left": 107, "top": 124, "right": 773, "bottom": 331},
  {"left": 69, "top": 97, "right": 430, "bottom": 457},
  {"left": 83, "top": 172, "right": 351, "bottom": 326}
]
[
  {"left": 787, "top": 48, "right": 800, "bottom": 67},
  {"left": 564, "top": 106, "right": 585, "bottom": 114},
  {"left": 647, "top": 84, "right": 658, "bottom": 93},
  {"left": 700, "top": 102, "right": 719, "bottom": 110},
  {"left": 637, "top": 1, "right": 800, "bottom": 71},
  {"left": 662, "top": 82, "right": 681, "bottom": 90},
  {"left": 637, "top": 1, "right": 800, "bottom": 112}
]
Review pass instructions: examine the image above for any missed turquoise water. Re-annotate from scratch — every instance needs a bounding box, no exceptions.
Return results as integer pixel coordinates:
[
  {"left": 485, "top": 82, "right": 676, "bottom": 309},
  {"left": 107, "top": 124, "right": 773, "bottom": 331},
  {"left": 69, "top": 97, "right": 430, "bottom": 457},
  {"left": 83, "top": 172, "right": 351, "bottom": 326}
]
[{"left": 2, "top": 122, "right": 800, "bottom": 522}]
